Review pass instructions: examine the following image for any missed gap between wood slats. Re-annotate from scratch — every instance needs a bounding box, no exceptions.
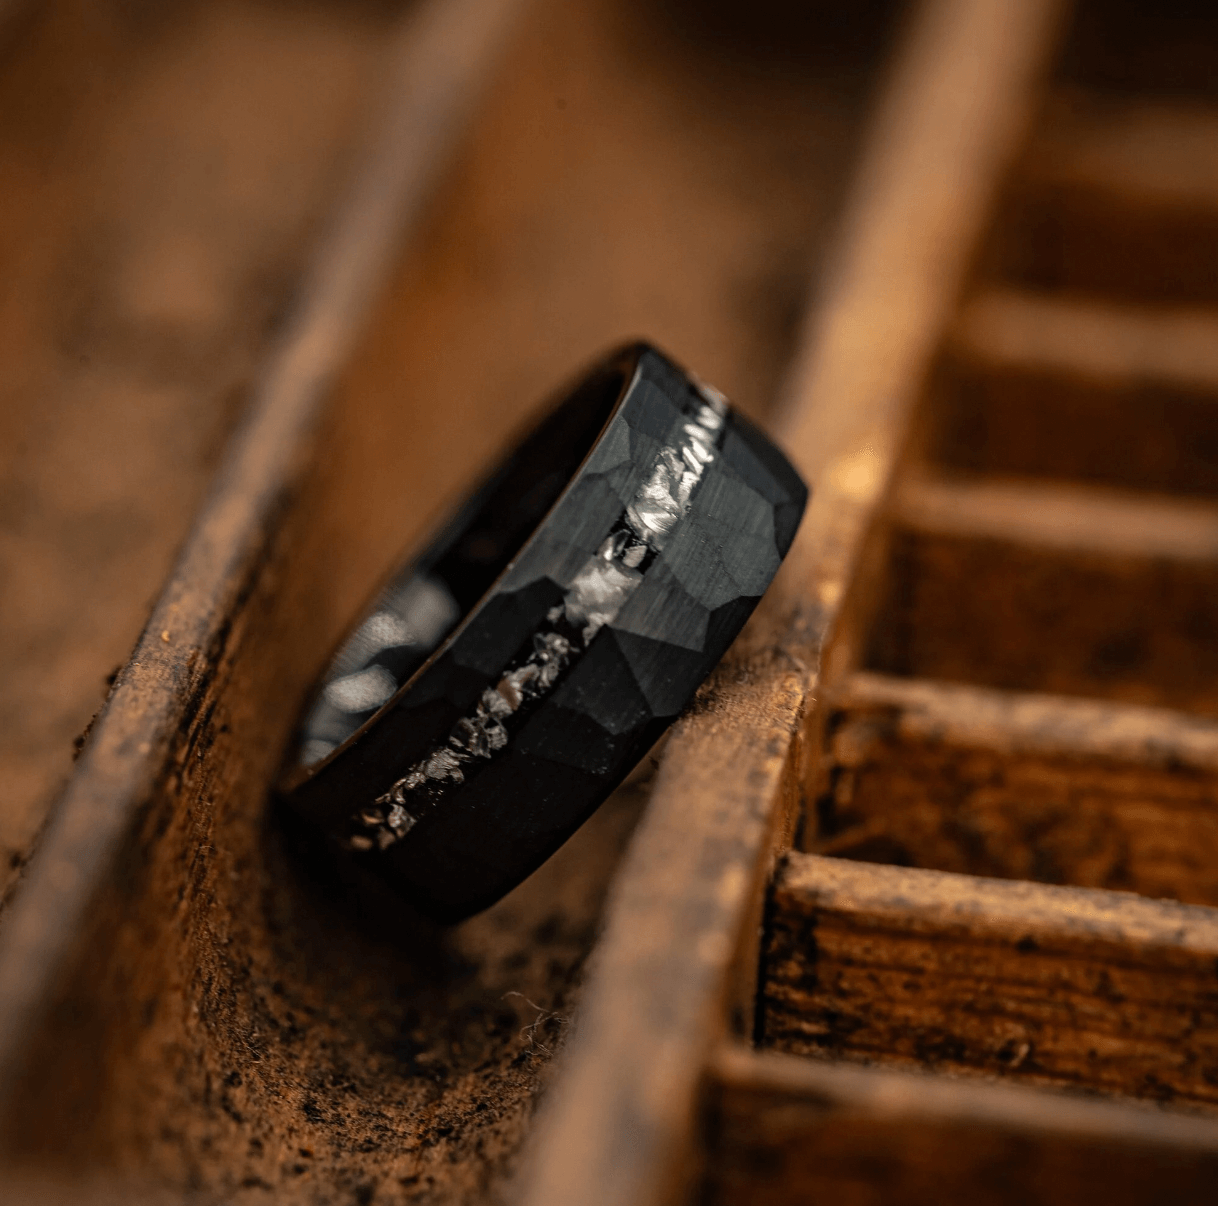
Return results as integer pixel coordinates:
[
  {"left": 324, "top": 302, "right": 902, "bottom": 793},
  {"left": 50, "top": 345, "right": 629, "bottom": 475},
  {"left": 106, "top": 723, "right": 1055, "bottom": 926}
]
[
  {"left": 702, "top": 1044, "right": 1218, "bottom": 1206},
  {"left": 837, "top": 670, "right": 1218, "bottom": 773},
  {"left": 762, "top": 852, "right": 1218, "bottom": 1107}
]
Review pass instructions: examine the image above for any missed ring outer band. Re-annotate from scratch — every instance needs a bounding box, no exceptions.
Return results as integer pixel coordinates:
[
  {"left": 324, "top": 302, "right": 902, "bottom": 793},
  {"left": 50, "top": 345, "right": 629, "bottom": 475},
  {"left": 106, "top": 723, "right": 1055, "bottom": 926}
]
[{"left": 280, "top": 343, "right": 808, "bottom": 922}]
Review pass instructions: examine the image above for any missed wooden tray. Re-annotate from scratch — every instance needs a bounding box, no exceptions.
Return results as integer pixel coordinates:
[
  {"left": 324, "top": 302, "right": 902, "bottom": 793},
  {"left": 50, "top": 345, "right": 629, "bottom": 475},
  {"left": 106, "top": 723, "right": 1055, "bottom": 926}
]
[{"left": 4, "top": 0, "right": 1218, "bottom": 1202}]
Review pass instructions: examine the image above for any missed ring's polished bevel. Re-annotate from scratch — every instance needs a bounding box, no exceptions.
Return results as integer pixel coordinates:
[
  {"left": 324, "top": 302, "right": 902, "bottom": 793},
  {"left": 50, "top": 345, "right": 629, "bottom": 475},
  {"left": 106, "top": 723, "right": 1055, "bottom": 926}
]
[{"left": 279, "top": 344, "right": 808, "bottom": 922}]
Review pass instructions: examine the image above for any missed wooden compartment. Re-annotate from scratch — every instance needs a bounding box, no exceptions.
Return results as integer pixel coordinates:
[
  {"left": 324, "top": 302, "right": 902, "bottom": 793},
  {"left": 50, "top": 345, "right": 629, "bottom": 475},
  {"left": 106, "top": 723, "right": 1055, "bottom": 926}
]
[
  {"left": 813, "top": 672, "right": 1218, "bottom": 903},
  {"left": 703, "top": 1048, "right": 1218, "bottom": 1206},
  {"left": 988, "top": 0, "right": 1218, "bottom": 304},
  {"left": 866, "top": 477, "right": 1218, "bottom": 714},
  {"left": 10, "top": 0, "right": 1218, "bottom": 1203},
  {"left": 993, "top": 97, "right": 1218, "bottom": 305}
]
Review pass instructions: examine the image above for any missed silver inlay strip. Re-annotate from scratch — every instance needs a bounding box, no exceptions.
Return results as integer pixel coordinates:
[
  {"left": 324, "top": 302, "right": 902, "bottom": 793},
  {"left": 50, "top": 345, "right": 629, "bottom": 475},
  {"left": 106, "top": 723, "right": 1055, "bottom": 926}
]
[{"left": 348, "top": 384, "right": 728, "bottom": 852}]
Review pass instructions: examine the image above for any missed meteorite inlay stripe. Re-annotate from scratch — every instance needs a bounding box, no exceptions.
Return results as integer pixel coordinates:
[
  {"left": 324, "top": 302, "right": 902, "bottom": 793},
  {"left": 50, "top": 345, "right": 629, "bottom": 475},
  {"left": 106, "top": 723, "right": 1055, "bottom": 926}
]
[{"left": 347, "top": 384, "right": 728, "bottom": 852}]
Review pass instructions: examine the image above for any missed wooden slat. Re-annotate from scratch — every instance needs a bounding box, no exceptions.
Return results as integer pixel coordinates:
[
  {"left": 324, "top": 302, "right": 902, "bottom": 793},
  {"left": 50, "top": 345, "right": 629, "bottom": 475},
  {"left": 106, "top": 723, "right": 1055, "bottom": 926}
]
[
  {"left": 1028, "top": 101, "right": 1218, "bottom": 209},
  {"left": 704, "top": 1044, "right": 1218, "bottom": 1206},
  {"left": 815, "top": 671, "right": 1218, "bottom": 904},
  {"left": 928, "top": 291, "right": 1218, "bottom": 494},
  {"left": 954, "top": 290, "right": 1218, "bottom": 389},
  {"left": 870, "top": 478, "right": 1218, "bottom": 716},
  {"left": 838, "top": 669, "right": 1218, "bottom": 768},
  {"left": 895, "top": 474, "right": 1218, "bottom": 561},
  {"left": 996, "top": 96, "right": 1218, "bottom": 303},
  {"left": 517, "top": 2, "right": 1064, "bottom": 1203},
  {"left": 763, "top": 853, "right": 1218, "bottom": 1105}
]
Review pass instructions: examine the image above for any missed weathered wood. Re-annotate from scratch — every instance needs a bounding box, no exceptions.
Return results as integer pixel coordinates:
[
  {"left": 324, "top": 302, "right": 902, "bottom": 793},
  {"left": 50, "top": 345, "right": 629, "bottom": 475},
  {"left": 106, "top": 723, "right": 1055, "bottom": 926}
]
[
  {"left": 815, "top": 671, "right": 1218, "bottom": 904},
  {"left": 518, "top": 2, "right": 1063, "bottom": 1203},
  {"left": 703, "top": 1044, "right": 1218, "bottom": 1206},
  {"left": 763, "top": 852, "right": 1218, "bottom": 1106},
  {"left": 927, "top": 291, "right": 1218, "bottom": 495},
  {"left": 869, "top": 479, "right": 1218, "bottom": 715},
  {"left": 953, "top": 290, "right": 1218, "bottom": 389},
  {"left": 730, "top": 3, "right": 1218, "bottom": 1201}
]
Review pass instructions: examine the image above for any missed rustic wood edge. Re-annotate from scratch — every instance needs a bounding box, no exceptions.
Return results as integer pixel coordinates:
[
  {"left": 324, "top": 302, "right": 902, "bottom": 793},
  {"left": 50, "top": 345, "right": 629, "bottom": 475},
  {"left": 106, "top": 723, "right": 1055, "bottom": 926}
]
[
  {"left": 763, "top": 853, "right": 1218, "bottom": 1108},
  {"left": 0, "top": 0, "right": 529, "bottom": 1109},
  {"left": 778, "top": 851, "right": 1218, "bottom": 956},
  {"left": 515, "top": 2, "right": 1066, "bottom": 1203},
  {"left": 708, "top": 1043, "right": 1218, "bottom": 1154},
  {"left": 953, "top": 288, "right": 1218, "bottom": 389},
  {"left": 835, "top": 669, "right": 1218, "bottom": 772}
]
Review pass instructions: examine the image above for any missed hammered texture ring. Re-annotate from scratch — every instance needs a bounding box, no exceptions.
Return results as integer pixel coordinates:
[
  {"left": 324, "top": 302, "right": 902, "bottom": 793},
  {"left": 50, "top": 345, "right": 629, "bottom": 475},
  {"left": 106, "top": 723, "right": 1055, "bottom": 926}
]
[{"left": 279, "top": 343, "right": 808, "bottom": 921}]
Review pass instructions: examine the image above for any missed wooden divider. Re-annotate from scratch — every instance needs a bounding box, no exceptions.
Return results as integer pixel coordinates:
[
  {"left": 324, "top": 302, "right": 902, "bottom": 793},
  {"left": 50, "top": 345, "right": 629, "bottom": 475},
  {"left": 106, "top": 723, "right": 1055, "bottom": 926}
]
[
  {"left": 763, "top": 853, "right": 1218, "bottom": 1105},
  {"left": 815, "top": 671, "right": 1218, "bottom": 904},
  {"left": 869, "top": 478, "right": 1218, "bottom": 715},
  {"left": 704, "top": 1045, "right": 1218, "bottom": 1206},
  {"left": 930, "top": 292, "right": 1218, "bottom": 495},
  {"left": 996, "top": 96, "right": 1218, "bottom": 303},
  {"left": 696, "top": 0, "right": 1218, "bottom": 1199}
]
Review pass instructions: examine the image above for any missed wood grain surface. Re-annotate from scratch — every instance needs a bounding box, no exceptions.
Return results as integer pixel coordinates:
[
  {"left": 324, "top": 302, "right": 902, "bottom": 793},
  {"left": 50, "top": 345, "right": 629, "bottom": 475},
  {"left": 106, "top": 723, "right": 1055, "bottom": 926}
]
[
  {"left": 763, "top": 852, "right": 1218, "bottom": 1106},
  {"left": 868, "top": 494, "right": 1218, "bottom": 715},
  {"left": 816, "top": 671, "right": 1218, "bottom": 903},
  {"left": 0, "top": 0, "right": 400, "bottom": 909},
  {"left": 704, "top": 1045, "right": 1218, "bottom": 1206},
  {"left": 930, "top": 291, "right": 1218, "bottom": 496}
]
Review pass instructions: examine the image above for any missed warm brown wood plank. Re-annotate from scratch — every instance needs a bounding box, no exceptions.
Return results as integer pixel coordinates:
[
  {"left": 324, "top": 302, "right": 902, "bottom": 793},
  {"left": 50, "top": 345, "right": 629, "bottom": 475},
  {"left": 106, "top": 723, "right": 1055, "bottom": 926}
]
[
  {"left": 814, "top": 672, "right": 1218, "bottom": 903},
  {"left": 869, "top": 477, "right": 1218, "bottom": 715},
  {"left": 927, "top": 291, "right": 1218, "bottom": 495},
  {"left": 763, "top": 852, "right": 1218, "bottom": 1107},
  {"left": 518, "top": 2, "right": 1064, "bottom": 1203},
  {"left": 994, "top": 96, "right": 1218, "bottom": 303},
  {"left": 704, "top": 1044, "right": 1218, "bottom": 1206}
]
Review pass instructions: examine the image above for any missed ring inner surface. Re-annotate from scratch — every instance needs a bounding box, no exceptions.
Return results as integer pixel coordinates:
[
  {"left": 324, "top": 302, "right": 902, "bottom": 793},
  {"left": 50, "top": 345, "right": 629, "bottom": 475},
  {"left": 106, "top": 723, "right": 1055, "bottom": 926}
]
[{"left": 294, "top": 361, "right": 629, "bottom": 770}]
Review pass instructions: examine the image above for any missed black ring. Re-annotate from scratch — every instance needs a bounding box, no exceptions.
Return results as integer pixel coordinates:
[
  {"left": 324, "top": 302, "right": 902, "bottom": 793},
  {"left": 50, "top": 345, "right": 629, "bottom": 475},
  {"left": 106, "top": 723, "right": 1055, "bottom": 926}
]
[{"left": 279, "top": 343, "right": 807, "bottom": 922}]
